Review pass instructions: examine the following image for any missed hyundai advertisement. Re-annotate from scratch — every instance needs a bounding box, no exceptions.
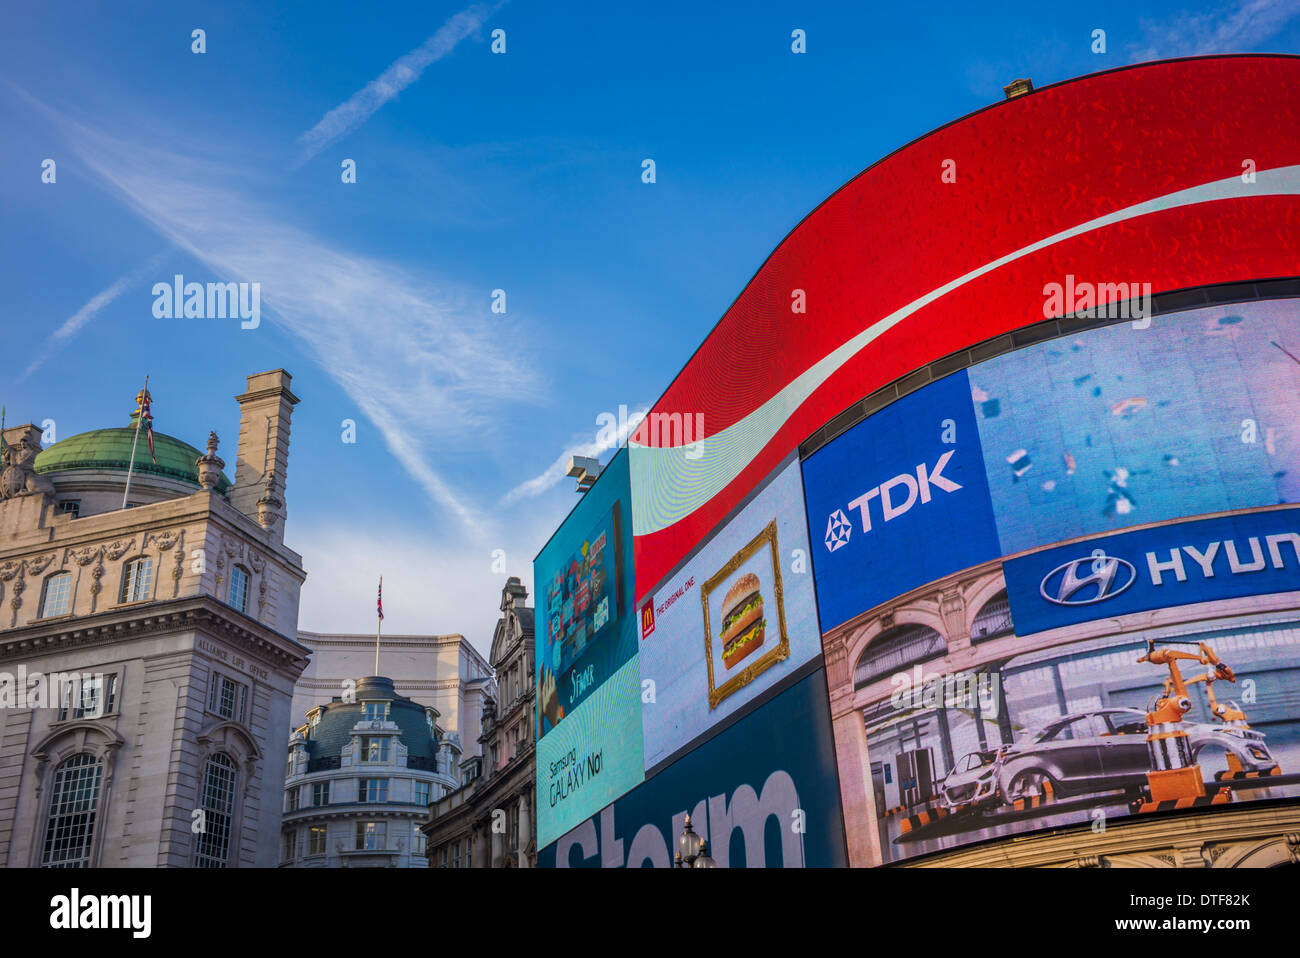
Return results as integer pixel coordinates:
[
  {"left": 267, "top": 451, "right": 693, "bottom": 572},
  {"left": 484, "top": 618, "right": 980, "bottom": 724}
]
[
  {"left": 538, "top": 670, "right": 848, "bottom": 867},
  {"left": 807, "top": 298, "right": 1300, "bottom": 866},
  {"left": 535, "top": 449, "right": 644, "bottom": 848},
  {"left": 637, "top": 456, "right": 823, "bottom": 774}
]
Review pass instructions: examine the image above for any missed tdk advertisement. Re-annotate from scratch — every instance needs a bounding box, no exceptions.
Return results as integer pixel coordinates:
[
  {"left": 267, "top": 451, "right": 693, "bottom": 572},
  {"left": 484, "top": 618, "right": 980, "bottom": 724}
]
[
  {"left": 1003, "top": 506, "right": 1300, "bottom": 635},
  {"left": 801, "top": 370, "right": 1002, "bottom": 632}
]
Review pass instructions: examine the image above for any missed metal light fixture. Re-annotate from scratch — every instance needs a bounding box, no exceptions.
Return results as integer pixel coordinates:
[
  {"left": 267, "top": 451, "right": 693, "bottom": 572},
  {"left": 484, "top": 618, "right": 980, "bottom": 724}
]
[{"left": 673, "top": 813, "right": 717, "bottom": 868}]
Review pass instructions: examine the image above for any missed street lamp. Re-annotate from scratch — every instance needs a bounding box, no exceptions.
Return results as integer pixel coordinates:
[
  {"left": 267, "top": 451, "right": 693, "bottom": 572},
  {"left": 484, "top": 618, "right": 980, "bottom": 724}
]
[{"left": 673, "top": 813, "right": 717, "bottom": 868}]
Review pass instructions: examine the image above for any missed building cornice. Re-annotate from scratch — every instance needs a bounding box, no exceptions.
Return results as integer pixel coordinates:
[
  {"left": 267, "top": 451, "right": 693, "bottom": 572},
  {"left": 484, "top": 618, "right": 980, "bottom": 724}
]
[{"left": 0, "top": 593, "right": 311, "bottom": 673}]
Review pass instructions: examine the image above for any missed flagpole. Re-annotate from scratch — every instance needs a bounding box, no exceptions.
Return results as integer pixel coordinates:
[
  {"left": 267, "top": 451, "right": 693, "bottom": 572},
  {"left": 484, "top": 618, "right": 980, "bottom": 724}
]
[
  {"left": 121, "top": 374, "right": 149, "bottom": 510},
  {"left": 374, "top": 576, "right": 383, "bottom": 676}
]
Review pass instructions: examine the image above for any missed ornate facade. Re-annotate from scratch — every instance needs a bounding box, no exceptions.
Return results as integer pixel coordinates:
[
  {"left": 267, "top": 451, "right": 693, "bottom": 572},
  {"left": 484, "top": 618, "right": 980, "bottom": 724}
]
[
  {"left": 422, "top": 577, "right": 536, "bottom": 867},
  {"left": 0, "top": 369, "right": 309, "bottom": 867},
  {"left": 282, "top": 675, "right": 459, "bottom": 867}
]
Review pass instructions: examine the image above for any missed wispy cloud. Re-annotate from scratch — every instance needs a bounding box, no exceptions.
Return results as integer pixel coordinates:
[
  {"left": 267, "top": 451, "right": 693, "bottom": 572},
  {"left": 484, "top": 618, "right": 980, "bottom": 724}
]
[
  {"left": 1128, "top": 0, "right": 1300, "bottom": 61},
  {"left": 501, "top": 404, "right": 647, "bottom": 505},
  {"left": 21, "top": 251, "right": 166, "bottom": 380},
  {"left": 44, "top": 111, "right": 537, "bottom": 531},
  {"left": 293, "top": 2, "right": 499, "bottom": 168}
]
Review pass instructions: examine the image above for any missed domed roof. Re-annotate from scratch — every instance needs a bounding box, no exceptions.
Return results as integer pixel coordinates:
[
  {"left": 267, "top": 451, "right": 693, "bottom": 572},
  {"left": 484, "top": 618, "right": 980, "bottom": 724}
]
[
  {"left": 305, "top": 676, "right": 440, "bottom": 764},
  {"left": 34, "top": 419, "right": 232, "bottom": 493}
]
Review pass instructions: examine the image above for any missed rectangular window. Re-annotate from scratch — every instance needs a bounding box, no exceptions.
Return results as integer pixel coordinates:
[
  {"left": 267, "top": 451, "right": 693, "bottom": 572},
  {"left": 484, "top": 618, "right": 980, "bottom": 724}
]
[
  {"left": 281, "top": 830, "right": 296, "bottom": 862},
  {"left": 312, "top": 781, "right": 330, "bottom": 806},
  {"left": 41, "top": 573, "right": 73, "bottom": 618},
  {"left": 229, "top": 566, "right": 249, "bottom": 614},
  {"left": 121, "top": 556, "right": 153, "bottom": 603},
  {"left": 58, "top": 500, "right": 81, "bottom": 518},
  {"left": 360, "top": 736, "right": 389, "bottom": 763},
  {"left": 355, "top": 821, "right": 386, "bottom": 851},
  {"left": 358, "top": 778, "right": 388, "bottom": 803},
  {"left": 440, "top": 846, "right": 448, "bottom": 868},
  {"left": 208, "top": 674, "right": 249, "bottom": 723},
  {"left": 363, "top": 702, "right": 389, "bottom": 721},
  {"left": 413, "top": 780, "right": 431, "bottom": 806},
  {"left": 57, "top": 674, "right": 117, "bottom": 721},
  {"left": 286, "top": 787, "right": 300, "bottom": 812},
  {"left": 308, "top": 826, "right": 327, "bottom": 856},
  {"left": 412, "top": 825, "right": 426, "bottom": 856},
  {"left": 286, "top": 751, "right": 294, "bottom": 777},
  {"left": 452, "top": 840, "right": 462, "bottom": 868}
]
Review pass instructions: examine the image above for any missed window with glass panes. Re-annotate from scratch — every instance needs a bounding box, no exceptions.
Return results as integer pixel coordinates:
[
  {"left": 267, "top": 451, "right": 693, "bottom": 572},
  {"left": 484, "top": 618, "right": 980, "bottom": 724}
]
[
  {"left": 355, "top": 821, "right": 385, "bottom": 850},
  {"left": 229, "top": 565, "right": 249, "bottom": 613},
  {"left": 308, "top": 825, "right": 327, "bottom": 855},
  {"left": 312, "top": 781, "right": 330, "bottom": 806},
  {"left": 360, "top": 736, "right": 389, "bottom": 762},
  {"left": 57, "top": 674, "right": 117, "bottom": 721},
  {"left": 363, "top": 701, "right": 389, "bottom": 721},
  {"left": 209, "top": 674, "right": 249, "bottom": 723},
  {"left": 286, "top": 787, "right": 300, "bottom": 812},
  {"left": 194, "top": 754, "right": 237, "bottom": 867},
  {"left": 40, "top": 754, "right": 102, "bottom": 868},
  {"left": 120, "top": 556, "right": 153, "bottom": 603},
  {"left": 41, "top": 572, "right": 73, "bottom": 618},
  {"left": 413, "top": 780, "right": 431, "bottom": 806},
  {"left": 281, "top": 829, "right": 296, "bottom": 862},
  {"left": 358, "top": 778, "right": 388, "bottom": 803}
]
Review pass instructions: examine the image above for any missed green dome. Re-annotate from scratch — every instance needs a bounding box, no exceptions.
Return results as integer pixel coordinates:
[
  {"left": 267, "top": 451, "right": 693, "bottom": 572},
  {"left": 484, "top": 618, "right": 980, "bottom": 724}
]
[{"left": 34, "top": 422, "right": 232, "bottom": 493}]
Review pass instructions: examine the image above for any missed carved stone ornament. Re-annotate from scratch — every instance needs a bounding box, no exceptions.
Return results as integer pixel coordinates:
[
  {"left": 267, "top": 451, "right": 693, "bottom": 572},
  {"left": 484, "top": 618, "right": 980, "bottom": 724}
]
[
  {"left": 105, "top": 538, "right": 136, "bottom": 561},
  {"left": 0, "top": 561, "right": 22, "bottom": 582},
  {"left": 25, "top": 553, "right": 56, "bottom": 576},
  {"left": 196, "top": 432, "right": 225, "bottom": 492},
  {"left": 146, "top": 530, "right": 182, "bottom": 552},
  {"left": 67, "top": 545, "right": 102, "bottom": 567}
]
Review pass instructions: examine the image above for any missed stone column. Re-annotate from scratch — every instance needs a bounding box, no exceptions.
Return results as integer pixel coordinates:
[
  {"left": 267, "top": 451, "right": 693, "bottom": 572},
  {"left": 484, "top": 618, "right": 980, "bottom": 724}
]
[{"left": 517, "top": 790, "right": 531, "bottom": 868}]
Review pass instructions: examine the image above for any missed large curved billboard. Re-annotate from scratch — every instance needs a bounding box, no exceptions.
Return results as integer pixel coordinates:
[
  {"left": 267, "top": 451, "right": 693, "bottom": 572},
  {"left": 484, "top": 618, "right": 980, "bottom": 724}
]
[
  {"left": 538, "top": 55, "right": 1300, "bottom": 867},
  {"left": 807, "top": 297, "right": 1300, "bottom": 866},
  {"left": 629, "top": 55, "right": 1300, "bottom": 600}
]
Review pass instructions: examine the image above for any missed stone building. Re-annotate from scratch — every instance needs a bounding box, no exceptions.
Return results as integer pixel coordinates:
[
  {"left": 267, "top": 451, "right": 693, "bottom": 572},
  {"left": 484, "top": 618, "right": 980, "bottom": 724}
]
[
  {"left": 290, "top": 630, "right": 491, "bottom": 752},
  {"left": 422, "top": 577, "right": 535, "bottom": 867},
  {"left": 0, "top": 369, "right": 309, "bottom": 867},
  {"left": 281, "top": 675, "right": 460, "bottom": 867}
]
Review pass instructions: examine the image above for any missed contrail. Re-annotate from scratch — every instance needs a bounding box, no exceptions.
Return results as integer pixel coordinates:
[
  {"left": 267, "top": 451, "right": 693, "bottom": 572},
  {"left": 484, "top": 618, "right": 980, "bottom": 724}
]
[{"left": 292, "top": 3, "right": 500, "bottom": 168}]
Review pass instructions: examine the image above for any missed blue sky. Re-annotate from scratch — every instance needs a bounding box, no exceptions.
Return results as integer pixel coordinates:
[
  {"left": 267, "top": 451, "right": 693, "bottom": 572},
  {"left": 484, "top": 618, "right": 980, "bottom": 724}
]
[{"left": 3, "top": 0, "right": 1299, "bottom": 653}]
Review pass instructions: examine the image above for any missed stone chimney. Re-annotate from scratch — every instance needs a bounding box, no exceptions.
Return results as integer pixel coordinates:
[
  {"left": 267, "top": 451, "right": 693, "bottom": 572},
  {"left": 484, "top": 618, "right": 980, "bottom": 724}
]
[{"left": 231, "top": 370, "right": 299, "bottom": 535}]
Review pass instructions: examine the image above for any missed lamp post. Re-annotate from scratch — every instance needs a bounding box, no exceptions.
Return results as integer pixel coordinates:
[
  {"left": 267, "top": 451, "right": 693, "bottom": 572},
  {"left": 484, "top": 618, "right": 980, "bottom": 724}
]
[{"left": 672, "top": 813, "right": 717, "bottom": 868}]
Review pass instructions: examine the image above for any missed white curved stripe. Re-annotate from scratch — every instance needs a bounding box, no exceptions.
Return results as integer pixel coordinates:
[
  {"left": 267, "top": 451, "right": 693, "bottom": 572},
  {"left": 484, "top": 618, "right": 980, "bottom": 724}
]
[{"left": 630, "top": 164, "right": 1300, "bottom": 535}]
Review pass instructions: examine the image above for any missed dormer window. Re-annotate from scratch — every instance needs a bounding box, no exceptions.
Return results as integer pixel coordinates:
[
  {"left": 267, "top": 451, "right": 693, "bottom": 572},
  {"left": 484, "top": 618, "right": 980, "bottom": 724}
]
[{"left": 363, "top": 702, "right": 389, "bottom": 722}]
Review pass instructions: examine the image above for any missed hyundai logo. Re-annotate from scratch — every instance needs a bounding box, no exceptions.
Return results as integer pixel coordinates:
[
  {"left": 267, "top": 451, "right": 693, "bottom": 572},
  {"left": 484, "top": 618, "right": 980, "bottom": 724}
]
[{"left": 1040, "top": 550, "right": 1136, "bottom": 605}]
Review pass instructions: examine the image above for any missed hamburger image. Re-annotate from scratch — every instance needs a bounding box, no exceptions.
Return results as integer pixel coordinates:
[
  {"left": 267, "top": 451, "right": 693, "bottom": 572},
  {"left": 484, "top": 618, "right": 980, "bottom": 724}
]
[{"left": 719, "top": 572, "right": 765, "bottom": 670}]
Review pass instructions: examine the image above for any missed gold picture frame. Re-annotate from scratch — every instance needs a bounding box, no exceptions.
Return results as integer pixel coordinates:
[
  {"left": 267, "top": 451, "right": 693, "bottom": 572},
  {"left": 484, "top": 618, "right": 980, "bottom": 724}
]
[{"left": 702, "top": 519, "right": 790, "bottom": 710}]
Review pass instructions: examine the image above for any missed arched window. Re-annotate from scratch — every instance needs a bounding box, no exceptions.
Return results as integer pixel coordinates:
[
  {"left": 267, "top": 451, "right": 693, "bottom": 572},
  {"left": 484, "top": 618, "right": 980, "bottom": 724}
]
[
  {"left": 853, "top": 623, "right": 947, "bottom": 689},
  {"left": 195, "top": 753, "right": 237, "bottom": 868},
  {"left": 41, "top": 571, "right": 73, "bottom": 618},
  {"left": 970, "top": 590, "right": 1014, "bottom": 644},
  {"left": 120, "top": 556, "right": 153, "bottom": 603},
  {"left": 40, "top": 754, "right": 103, "bottom": 868},
  {"left": 229, "top": 565, "right": 250, "bottom": 613}
]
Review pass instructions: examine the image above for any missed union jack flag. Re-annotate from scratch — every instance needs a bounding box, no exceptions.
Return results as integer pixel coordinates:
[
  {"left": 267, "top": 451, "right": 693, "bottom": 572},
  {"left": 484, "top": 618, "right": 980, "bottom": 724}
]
[{"left": 136, "top": 388, "right": 156, "bottom": 463}]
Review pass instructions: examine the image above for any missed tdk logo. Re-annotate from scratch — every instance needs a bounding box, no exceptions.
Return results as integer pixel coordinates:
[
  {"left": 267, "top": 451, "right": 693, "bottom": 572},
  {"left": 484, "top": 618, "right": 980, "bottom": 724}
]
[
  {"left": 824, "top": 510, "right": 852, "bottom": 552},
  {"left": 824, "top": 450, "right": 962, "bottom": 552},
  {"left": 1040, "top": 550, "right": 1137, "bottom": 606}
]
